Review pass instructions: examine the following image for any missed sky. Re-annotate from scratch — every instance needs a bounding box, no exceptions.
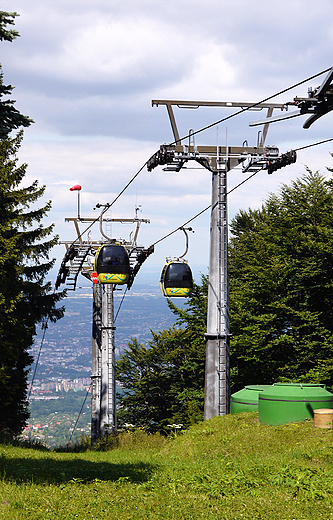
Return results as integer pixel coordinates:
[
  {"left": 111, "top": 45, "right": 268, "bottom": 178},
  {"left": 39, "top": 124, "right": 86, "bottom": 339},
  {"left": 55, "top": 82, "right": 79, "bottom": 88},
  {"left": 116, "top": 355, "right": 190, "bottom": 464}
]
[{"left": 2, "top": 0, "right": 333, "bottom": 286}]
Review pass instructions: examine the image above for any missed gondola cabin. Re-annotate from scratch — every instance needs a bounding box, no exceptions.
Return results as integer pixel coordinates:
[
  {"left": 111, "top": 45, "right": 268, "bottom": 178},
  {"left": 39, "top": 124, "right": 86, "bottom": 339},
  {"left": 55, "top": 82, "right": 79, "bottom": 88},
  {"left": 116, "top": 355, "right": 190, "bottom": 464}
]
[
  {"left": 160, "top": 260, "right": 193, "bottom": 297},
  {"left": 94, "top": 244, "right": 130, "bottom": 285}
]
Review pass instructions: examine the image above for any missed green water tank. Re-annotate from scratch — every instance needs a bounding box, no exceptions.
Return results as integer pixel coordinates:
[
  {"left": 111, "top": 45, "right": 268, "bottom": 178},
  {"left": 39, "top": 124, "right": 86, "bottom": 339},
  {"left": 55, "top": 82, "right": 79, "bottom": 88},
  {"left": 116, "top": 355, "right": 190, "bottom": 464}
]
[
  {"left": 231, "top": 385, "right": 272, "bottom": 414},
  {"left": 259, "top": 383, "right": 333, "bottom": 426}
]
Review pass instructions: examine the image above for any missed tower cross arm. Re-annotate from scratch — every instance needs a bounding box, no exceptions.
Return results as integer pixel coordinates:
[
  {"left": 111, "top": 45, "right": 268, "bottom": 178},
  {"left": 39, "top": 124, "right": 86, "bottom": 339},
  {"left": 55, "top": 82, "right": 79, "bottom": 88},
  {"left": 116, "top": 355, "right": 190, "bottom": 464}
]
[
  {"left": 152, "top": 99, "right": 287, "bottom": 144},
  {"left": 152, "top": 99, "right": 287, "bottom": 109}
]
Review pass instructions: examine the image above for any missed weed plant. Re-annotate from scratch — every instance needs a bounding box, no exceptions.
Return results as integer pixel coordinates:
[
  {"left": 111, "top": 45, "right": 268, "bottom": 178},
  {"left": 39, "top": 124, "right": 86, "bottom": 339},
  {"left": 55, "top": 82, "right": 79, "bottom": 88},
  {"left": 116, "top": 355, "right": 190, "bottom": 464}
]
[{"left": 1, "top": 413, "right": 333, "bottom": 519}]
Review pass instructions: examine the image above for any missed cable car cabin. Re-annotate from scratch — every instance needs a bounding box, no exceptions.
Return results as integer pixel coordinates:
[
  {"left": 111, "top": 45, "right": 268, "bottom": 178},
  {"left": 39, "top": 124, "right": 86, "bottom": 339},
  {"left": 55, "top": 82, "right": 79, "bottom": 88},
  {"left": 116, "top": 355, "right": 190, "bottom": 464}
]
[
  {"left": 160, "top": 260, "right": 193, "bottom": 297},
  {"left": 94, "top": 244, "right": 130, "bottom": 285}
]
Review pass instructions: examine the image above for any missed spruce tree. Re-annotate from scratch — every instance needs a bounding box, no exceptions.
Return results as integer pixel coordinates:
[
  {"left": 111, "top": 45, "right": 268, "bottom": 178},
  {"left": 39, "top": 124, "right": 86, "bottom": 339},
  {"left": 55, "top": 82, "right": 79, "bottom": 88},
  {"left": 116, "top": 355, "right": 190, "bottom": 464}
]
[
  {"left": 0, "top": 11, "right": 64, "bottom": 436},
  {"left": 0, "top": 12, "right": 32, "bottom": 139}
]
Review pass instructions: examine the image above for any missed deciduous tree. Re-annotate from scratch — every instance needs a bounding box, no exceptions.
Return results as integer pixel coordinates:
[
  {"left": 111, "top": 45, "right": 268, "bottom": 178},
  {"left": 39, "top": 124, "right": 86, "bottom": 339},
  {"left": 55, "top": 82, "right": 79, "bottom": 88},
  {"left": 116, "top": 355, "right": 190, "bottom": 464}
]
[
  {"left": 229, "top": 169, "right": 333, "bottom": 391},
  {"left": 118, "top": 168, "right": 333, "bottom": 432},
  {"left": 116, "top": 279, "right": 207, "bottom": 433}
]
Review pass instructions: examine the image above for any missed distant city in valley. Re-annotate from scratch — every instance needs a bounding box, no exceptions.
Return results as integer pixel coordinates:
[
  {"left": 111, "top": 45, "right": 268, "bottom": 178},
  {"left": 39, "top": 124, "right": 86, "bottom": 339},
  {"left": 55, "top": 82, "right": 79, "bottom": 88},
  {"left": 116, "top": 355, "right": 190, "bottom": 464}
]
[
  {"left": 25, "top": 280, "right": 185, "bottom": 446},
  {"left": 29, "top": 280, "right": 181, "bottom": 389}
]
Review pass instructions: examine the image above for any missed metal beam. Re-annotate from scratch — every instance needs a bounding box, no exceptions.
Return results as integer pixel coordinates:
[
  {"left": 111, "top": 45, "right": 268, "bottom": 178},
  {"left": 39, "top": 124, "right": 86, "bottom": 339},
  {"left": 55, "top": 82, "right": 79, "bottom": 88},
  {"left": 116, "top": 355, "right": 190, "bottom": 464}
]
[
  {"left": 166, "top": 103, "right": 181, "bottom": 143},
  {"left": 260, "top": 107, "right": 274, "bottom": 147},
  {"left": 152, "top": 99, "right": 287, "bottom": 109},
  {"left": 65, "top": 217, "right": 150, "bottom": 224},
  {"left": 152, "top": 100, "right": 287, "bottom": 147}
]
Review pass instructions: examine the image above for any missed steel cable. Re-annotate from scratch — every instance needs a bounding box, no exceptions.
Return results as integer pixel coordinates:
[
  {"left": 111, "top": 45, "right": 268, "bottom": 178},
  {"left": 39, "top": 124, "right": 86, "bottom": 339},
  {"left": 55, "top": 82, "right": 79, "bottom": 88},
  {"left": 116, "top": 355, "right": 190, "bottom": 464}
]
[
  {"left": 167, "top": 67, "right": 332, "bottom": 146},
  {"left": 68, "top": 384, "right": 92, "bottom": 445},
  {"left": 66, "top": 68, "right": 332, "bottom": 247}
]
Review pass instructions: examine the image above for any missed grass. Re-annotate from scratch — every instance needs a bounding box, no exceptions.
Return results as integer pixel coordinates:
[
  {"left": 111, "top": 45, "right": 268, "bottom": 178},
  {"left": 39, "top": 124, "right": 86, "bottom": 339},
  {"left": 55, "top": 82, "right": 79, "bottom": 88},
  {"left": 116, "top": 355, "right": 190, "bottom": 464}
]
[{"left": 1, "top": 413, "right": 333, "bottom": 519}]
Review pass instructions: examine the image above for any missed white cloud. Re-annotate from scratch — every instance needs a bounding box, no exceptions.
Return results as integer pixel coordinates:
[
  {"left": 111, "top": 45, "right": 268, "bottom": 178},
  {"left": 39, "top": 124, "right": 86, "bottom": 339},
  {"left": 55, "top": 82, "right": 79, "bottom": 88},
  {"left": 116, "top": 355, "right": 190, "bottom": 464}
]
[
  {"left": 14, "top": 17, "right": 194, "bottom": 91},
  {"left": 1, "top": 0, "right": 333, "bottom": 278}
]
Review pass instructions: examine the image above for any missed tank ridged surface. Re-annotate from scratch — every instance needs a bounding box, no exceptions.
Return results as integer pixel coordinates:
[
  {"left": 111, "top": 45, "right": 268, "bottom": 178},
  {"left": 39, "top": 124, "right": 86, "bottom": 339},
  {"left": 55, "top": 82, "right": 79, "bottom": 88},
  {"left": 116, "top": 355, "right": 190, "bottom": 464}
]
[
  {"left": 231, "top": 385, "right": 272, "bottom": 414},
  {"left": 259, "top": 383, "right": 333, "bottom": 426}
]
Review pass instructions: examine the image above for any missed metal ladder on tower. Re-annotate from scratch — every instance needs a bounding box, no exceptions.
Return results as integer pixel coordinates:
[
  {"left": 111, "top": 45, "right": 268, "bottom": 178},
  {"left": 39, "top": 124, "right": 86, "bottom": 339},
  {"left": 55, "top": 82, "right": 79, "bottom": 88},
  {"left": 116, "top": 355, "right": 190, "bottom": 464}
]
[
  {"left": 242, "top": 157, "right": 268, "bottom": 174},
  {"left": 218, "top": 167, "right": 230, "bottom": 416},
  {"left": 106, "top": 284, "right": 116, "bottom": 432},
  {"left": 66, "top": 244, "right": 92, "bottom": 290}
]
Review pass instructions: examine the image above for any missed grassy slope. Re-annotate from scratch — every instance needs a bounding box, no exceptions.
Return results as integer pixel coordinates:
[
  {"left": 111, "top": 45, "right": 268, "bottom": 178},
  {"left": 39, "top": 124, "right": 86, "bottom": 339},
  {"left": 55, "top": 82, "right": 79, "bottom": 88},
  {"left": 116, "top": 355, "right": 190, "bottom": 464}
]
[{"left": 1, "top": 413, "right": 333, "bottom": 519}]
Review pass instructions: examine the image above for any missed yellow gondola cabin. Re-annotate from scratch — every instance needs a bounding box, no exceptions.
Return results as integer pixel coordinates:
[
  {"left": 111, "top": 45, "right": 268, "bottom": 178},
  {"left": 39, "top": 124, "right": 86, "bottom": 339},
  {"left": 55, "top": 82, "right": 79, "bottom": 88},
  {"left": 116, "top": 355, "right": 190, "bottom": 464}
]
[
  {"left": 160, "top": 259, "right": 193, "bottom": 297},
  {"left": 94, "top": 244, "right": 130, "bottom": 285}
]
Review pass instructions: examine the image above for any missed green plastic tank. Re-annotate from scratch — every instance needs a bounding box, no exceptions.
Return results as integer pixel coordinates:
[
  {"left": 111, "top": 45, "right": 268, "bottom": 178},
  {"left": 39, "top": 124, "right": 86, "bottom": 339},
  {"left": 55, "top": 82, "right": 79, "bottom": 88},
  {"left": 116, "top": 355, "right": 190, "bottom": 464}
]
[
  {"left": 259, "top": 383, "right": 333, "bottom": 426},
  {"left": 231, "top": 385, "right": 272, "bottom": 414}
]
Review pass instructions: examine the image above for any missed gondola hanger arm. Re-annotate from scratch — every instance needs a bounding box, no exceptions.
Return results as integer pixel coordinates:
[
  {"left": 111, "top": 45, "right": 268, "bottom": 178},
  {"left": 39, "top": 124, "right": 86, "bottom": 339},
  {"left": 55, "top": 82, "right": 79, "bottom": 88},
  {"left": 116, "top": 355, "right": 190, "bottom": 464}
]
[{"left": 178, "top": 226, "right": 194, "bottom": 259}]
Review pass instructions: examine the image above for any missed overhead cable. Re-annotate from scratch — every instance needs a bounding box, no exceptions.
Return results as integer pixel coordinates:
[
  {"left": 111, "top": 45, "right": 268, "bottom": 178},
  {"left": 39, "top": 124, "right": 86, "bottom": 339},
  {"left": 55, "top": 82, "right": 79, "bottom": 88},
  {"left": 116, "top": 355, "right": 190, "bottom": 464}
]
[
  {"left": 68, "top": 384, "right": 91, "bottom": 445},
  {"left": 168, "top": 67, "right": 333, "bottom": 146},
  {"left": 27, "top": 318, "right": 49, "bottom": 400},
  {"left": 65, "top": 68, "right": 332, "bottom": 249},
  {"left": 152, "top": 132, "right": 333, "bottom": 248},
  {"left": 114, "top": 287, "right": 128, "bottom": 323},
  {"left": 294, "top": 137, "right": 333, "bottom": 152},
  {"left": 70, "top": 162, "right": 148, "bottom": 246},
  {"left": 152, "top": 168, "right": 264, "bottom": 247}
]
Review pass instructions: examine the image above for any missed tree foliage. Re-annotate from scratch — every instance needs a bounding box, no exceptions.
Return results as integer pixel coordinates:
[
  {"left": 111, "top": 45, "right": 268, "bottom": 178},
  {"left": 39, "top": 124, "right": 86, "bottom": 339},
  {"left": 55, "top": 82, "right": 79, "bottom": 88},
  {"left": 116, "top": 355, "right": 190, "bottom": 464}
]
[
  {"left": 0, "top": 131, "right": 65, "bottom": 435},
  {"left": 0, "top": 11, "right": 19, "bottom": 42},
  {"left": 0, "top": 67, "right": 33, "bottom": 140},
  {"left": 116, "top": 279, "right": 207, "bottom": 433},
  {"left": 0, "top": 12, "right": 64, "bottom": 436},
  {"left": 117, "top": 168, "right": 333, "bottom": 432},
  {"left": 0, "top": 12, "right": 33, "bottom": 139},
  {"left": 229, "top": 169, "right": 333, "bottom": 391}
]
